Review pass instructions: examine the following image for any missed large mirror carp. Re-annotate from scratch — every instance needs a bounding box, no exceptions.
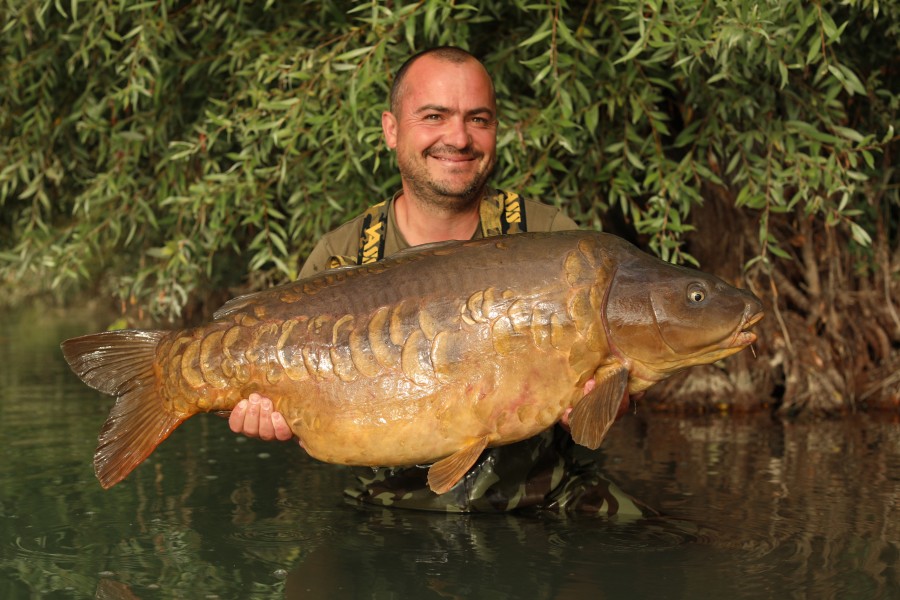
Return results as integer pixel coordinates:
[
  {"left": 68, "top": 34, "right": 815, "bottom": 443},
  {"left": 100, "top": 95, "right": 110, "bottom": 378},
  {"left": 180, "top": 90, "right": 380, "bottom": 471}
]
[{"left": 62, "top": 231, "right": 763, "bottom": 494}]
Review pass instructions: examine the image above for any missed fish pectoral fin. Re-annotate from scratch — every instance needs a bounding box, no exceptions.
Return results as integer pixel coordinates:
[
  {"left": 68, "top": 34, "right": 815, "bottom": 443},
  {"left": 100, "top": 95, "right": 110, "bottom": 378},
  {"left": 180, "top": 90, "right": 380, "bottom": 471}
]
[
  {"left": 569, "top": 366, "right": 629, "bottom": 450},
  {"left": 427, "top": 436, "right": 490, "bottom": 495}
]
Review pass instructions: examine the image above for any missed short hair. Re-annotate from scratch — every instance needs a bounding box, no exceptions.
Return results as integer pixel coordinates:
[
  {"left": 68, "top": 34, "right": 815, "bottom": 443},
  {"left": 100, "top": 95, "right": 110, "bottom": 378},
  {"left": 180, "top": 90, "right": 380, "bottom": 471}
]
[{"left": 389, "top": 46, "right": 488, "bottom": 112}]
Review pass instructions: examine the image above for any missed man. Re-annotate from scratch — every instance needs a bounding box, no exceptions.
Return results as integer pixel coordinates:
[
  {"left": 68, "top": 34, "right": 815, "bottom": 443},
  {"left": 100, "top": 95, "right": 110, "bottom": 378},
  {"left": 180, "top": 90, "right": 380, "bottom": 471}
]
[{"left": 230, "top": 47, "right": 649, "bottom": 515}]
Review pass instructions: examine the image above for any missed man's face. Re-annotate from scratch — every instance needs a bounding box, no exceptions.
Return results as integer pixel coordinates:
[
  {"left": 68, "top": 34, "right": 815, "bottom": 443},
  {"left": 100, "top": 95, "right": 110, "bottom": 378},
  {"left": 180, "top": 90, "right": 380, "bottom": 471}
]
[{"left": 382, "top": 55, "right": 498, "bottom": 211}]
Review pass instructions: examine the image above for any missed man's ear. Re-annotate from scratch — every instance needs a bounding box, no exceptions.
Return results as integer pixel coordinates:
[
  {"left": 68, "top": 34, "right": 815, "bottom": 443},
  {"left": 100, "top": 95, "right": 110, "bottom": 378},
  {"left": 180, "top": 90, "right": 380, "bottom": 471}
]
[{"left": 382, "top": 111, "right": 398, "bottom": 149}]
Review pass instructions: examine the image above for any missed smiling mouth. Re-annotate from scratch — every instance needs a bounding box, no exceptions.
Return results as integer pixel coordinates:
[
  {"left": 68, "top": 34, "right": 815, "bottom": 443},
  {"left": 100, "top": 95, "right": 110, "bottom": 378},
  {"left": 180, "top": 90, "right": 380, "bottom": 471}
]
[
  {"left": 429, "top": 154, "right": 475, "bottom": 163},
  {"left": 426, "top": 146, "right": 479, "bottom": 161}
]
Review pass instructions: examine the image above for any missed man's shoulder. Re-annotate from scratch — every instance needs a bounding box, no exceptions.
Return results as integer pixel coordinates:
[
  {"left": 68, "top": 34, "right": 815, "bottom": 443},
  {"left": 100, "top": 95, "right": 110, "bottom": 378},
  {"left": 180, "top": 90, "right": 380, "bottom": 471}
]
[
  {"left": 520, "top": 197, "right": 562, "bottom": 215},
  {"left": 300, "top": 205, "right": 382, "bottom": 278},
  {"left": 516, "top": 196, "right": 579, "bottom": 231},
  {"left": 317, "top": 210, "right": 370, "bottom": 252}
]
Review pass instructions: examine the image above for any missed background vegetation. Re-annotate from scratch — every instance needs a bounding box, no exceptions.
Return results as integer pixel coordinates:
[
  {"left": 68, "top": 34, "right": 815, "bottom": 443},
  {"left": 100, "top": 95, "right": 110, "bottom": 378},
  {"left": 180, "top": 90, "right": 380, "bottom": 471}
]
[{"left": 1, "top": 0, "right": 897, "bottom": 413}]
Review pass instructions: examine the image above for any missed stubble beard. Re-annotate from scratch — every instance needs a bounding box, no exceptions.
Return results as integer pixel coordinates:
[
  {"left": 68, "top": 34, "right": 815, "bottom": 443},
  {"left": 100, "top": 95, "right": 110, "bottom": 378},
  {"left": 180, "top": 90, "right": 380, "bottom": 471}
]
[{"left": 399, "top": 147, "right": 495, "bottom": 214}]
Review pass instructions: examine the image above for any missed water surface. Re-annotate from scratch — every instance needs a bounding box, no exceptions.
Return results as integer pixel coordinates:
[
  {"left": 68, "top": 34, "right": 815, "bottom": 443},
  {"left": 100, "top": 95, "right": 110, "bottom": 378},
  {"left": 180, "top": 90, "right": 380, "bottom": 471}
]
[{"left": 1, "top": 307, "right": 898, "bottom": 599}]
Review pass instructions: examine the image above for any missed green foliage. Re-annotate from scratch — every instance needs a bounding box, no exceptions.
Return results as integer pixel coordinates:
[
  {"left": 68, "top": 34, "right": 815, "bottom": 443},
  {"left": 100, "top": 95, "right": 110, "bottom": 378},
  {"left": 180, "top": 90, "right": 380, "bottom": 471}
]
[{"left": 1, "top": 0, "right": 896, "bottom": 320}]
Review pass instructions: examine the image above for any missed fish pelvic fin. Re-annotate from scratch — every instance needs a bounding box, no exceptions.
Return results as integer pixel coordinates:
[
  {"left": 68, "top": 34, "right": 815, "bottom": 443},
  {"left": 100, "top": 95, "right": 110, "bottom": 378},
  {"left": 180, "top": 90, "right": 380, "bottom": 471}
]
[
  {"left": 61, "top": 330, "right": 183, "bottom": 489},
  {"left": 427, "top": 435, "right": 490, "bottom": 495},
  {"left": 569, "top": 365, "right": 629, "bottom": 450}
]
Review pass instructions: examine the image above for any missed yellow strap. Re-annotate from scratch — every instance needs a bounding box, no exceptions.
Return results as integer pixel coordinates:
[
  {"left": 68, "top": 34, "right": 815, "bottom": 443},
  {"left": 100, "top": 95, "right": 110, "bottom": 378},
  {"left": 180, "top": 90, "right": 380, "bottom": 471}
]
[
  {"left": 332, "top": 191, "right": 526, "bottom": 270},
  {"left": 502, "top": 190, "right": 525, "bottom": 234},
  {"left": 480, "top": 190, "right": 525, "bottom": 237},
  {"left": 479, "top": 193, "right": 504, "bottom": 238},
  {"left": 357, "top": 200, "right": 388, "bottom": 265},
  {"left": 326, "top": 255, "right": 358, "bottom": 270}
]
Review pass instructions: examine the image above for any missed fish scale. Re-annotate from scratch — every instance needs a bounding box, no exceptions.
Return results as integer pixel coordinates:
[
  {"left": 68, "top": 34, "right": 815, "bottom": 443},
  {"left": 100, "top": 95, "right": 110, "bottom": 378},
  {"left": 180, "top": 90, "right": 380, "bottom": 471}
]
[{"left": 61, "top": 230, "right": 763, "bottom": 494}]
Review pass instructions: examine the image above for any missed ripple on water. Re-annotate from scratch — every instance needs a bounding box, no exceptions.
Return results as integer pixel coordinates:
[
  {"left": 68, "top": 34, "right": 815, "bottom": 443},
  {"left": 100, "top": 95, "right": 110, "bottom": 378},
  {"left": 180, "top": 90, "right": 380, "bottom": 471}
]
[
  {"left": 228, "top": 520, "right": 329, "bottom": 547},
  {"left": 545, "top": 515, "right": 711, "bottom": 554},
  {"left": 11, "top": 523, "right": 91, "bottom": 564}
]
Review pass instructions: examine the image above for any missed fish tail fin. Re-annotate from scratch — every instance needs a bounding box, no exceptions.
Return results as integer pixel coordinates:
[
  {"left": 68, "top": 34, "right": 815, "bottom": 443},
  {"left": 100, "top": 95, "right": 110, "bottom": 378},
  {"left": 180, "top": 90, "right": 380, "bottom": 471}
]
[{"left": 61, "top": 330, "right": 184, "bottom": 489}]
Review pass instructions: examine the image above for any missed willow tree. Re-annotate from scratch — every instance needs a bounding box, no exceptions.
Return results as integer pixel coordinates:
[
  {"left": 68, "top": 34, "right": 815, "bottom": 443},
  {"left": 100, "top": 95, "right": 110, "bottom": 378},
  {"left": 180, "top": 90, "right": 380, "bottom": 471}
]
[{"left": 1, "top": 0, "right": 896, "bottom": 413}]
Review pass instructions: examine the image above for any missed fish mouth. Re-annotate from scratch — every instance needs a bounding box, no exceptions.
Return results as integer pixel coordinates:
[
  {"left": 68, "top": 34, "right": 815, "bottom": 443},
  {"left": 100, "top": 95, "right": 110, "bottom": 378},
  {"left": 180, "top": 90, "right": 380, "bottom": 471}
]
[{"left": 732, "top": 310, "right": 764, "bottom": 347}]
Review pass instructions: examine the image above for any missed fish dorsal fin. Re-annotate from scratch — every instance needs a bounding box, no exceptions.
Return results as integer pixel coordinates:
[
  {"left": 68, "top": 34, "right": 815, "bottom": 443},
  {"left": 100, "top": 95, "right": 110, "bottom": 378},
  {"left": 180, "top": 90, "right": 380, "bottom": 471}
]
[
  {"left": 569, "top": 366, "right": 629, "bottom": 450},
  {"left": 213, "top": 290, "right": 264, "bottom": 320},
  {"left": 213, "top": 262, "right": 372, "bottom": 320},
  {"left": 427, "top": 435, "right": 490, "bottom": 494},
  {"left": 391, "top": 238, "right": 467, "bottom": 258}
]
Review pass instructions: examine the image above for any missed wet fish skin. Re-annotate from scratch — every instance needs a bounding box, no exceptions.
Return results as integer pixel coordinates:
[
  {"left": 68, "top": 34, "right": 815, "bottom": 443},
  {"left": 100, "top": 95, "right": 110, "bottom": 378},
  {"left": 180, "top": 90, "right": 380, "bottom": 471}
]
[{"left": 61, "top": 231, "right": 763, "bottom": 493}]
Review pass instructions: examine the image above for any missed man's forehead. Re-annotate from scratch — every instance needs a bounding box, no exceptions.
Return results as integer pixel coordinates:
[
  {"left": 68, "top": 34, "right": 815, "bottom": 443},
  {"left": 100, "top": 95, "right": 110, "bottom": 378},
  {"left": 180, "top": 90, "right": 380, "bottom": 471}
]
[{"left": 398, "top": 57, "right": 495, "bottom": 110}]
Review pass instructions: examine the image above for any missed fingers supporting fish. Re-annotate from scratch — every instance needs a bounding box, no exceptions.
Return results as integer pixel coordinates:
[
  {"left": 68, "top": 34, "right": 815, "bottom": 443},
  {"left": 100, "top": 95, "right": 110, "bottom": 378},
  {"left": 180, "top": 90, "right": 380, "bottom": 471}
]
[{"left": 228, "top": 394, "right": 294, "bottom": 442}]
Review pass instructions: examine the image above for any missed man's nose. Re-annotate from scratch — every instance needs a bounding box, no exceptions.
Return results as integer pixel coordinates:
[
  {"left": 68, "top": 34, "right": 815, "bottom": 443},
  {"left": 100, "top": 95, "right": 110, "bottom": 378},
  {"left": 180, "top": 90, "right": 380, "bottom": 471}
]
[{"left": 442, "top": 116, "right": 471, "bottom": 148}]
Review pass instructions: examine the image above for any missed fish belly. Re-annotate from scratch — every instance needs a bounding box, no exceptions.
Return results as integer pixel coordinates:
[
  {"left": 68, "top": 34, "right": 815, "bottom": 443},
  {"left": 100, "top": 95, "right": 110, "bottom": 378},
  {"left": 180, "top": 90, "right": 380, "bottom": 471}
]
[{"left": 283, "top": 349, "right": 581, "bottom": 467}]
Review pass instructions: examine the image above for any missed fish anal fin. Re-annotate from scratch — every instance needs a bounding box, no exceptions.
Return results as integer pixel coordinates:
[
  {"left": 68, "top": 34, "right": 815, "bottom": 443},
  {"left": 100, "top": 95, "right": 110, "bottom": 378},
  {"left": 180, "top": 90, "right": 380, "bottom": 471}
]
[
  {"left": 427, "top": 436, "right": 490, "bottom": 495},
  {"left": 569, "top": 366, "right": 629, "bottom": 450},
  {"left": 95, "top": 385, "right": 185, "bottom": 489}
]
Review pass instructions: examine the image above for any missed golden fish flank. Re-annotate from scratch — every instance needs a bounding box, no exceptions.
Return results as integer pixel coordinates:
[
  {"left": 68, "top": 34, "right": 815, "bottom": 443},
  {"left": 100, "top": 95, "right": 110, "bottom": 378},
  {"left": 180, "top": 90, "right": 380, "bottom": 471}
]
[
  {"left": 276, "top": 317, "right": 311, "bottom": 381},
  {"left": 366, "top": 307, "right": 397, "bottom": 369},
  {"left": 244, "top": 302, "right": 452, "bottom": 387},
  {"left": 61, "top": 230, "right": 764, "bottom": 494}
]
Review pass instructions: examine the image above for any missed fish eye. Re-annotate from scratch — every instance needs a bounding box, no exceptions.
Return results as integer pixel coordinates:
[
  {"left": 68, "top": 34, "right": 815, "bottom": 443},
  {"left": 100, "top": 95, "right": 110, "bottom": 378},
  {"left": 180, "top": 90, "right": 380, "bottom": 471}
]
[{"left": 687, "top": 284, "right": 706, "bottom": 304}]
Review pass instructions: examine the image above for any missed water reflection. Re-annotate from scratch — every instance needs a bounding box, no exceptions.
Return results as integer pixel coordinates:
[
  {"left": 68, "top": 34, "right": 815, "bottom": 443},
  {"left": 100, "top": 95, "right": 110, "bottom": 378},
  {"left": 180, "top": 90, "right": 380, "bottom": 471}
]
[
  {"left": 281, "top": 508, "right": 712, "bottom": 599},
  {"left": 599, "top": 412, "right": 900, "bottom": 599},
  {"left": 1, "top": 306, "right": 899, "bottom": 599}
]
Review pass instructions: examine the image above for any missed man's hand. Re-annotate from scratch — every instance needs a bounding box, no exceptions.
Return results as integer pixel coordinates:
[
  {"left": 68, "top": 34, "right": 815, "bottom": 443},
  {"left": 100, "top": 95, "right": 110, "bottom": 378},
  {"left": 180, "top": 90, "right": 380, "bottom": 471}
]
[{"left": 228, "top": 392, "right": 294, "bottom": 442}]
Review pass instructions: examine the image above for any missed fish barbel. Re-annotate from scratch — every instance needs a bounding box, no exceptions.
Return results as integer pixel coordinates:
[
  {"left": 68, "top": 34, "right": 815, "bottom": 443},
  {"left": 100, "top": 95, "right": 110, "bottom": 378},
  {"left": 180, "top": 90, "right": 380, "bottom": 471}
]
[{"left": 62, "top": 231, "right": 764, "bottom": 493}]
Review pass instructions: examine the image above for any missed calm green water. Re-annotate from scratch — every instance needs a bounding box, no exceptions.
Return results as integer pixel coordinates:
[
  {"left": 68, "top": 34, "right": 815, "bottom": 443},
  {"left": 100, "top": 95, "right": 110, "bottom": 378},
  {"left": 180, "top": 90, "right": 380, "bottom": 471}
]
[{"left": 1, "top": 306, "right": 899, "bottom": 599}]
